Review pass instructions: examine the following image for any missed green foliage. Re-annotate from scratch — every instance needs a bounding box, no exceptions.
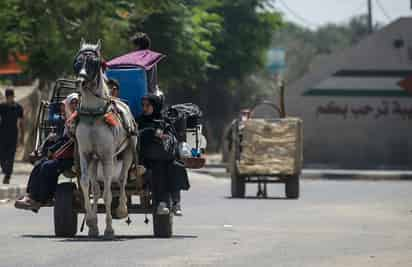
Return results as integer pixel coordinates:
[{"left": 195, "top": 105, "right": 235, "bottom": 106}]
[
  {"left": 0, "top": 0, "right": 30, "bottom": 60},
  {"left": 209, "top": 0, "right": 282, "bottom": 82},
  {"left": 129, "top": 1, "right": 223, "bottom": 89},
  {"left": 0, "top": 0, "right": 282, "bottom": 150},
  {"left": 0, "top": 0, "right": 280, "bottom": 91},
  {"left": 0, "top": 0, "right": 134, "bottom": 81}
]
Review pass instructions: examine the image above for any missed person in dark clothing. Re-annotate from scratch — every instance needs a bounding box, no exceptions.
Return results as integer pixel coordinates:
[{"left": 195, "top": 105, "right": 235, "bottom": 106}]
[
  {"left": 137, "top": 94, "right": 188, "bottom": 216},
  {"left": 0, "top": 88, "right": 24, "bottom": 184},
  {"left": 15, "top": 135, "right": 74, "bottom": 212},
  {"left": 14, "top": 94, "right": 78, "bottom": 212},
  {"left": 131, "top": 32, "right": 151, "bottom": 50}
]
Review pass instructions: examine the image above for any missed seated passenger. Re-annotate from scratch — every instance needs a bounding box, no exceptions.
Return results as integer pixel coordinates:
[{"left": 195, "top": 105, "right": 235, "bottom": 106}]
[
  {"left": 108, "top": 78, "right": 129, "bottom": 107},
  {"left": 14, "top": 94, "right": 79, "bottom": 212},
  {"left": 107, "top": 79, "right": 120, "bottom": 98},
  {"left": 137, "top": 94, "right": 188, "bottom": 216}
]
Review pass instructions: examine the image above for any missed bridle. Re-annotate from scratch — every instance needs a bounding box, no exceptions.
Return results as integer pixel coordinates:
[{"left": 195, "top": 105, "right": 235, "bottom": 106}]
[{"left": 74, "top": 48, "right": 110, "bottom": 116}]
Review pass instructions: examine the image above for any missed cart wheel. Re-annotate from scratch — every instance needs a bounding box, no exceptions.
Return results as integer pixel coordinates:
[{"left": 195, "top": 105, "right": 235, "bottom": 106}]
[
  {"left": 54, "top": 183, "right": 78, "bottom": 237},
  {"left": 285, "top": 175, "right": 300, "bottom": 199},
  {"left": 230, "top": 125, "right": 245, "bottom": 198},
  {"left": 231, "top": 172, "right": 245, "bottom": 198},
  {"left": 152, "top": 212, "right": 173, "bottom": 238}
]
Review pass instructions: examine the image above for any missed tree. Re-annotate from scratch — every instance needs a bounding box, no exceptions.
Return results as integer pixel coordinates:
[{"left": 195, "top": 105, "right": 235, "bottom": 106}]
[
  {"left": 196, "top": 0, "right": 282, "bottom": 150},
  {"left": 0, "top": 0, "right": 282, "bottom": 151},
  {"left": 0, "top": 0, "right": 137, "bottom": 87},
  {"left": 0, "top": 0, "right": 30, "bottom": 61},
  {"left": 128, "top": 0, "right": 222, "bottom": 90}
]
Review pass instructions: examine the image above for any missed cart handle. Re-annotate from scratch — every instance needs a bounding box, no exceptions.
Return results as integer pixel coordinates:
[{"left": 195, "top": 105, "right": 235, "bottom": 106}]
[{"left": 250, "top": 101, "right": 282, "bottom": 119}]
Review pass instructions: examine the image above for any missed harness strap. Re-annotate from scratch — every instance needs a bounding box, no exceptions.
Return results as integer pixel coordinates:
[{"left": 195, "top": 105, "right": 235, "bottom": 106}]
[
  {"left": 113, "top": 136, "right": 130, "bottom": 158},
  {"left": 78, "top": 102, "right": 110, "bottom": 116}
]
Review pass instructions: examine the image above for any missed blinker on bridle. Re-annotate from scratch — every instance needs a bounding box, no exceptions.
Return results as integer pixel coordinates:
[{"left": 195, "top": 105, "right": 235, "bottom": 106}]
[{"left": 73, "top": 49, "right": 101, "bottom": 82}]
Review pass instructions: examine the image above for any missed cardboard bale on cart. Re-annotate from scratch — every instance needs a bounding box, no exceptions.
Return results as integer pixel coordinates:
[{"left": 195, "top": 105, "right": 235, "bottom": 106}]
[{"left": 237, "top": 117, "right": 303, "bottom": 176}]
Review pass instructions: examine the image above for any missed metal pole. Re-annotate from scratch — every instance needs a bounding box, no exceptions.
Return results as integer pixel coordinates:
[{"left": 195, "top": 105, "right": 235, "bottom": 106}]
[
  {"left": 279, "top": 80, "right": 286, "bottom": 118},
  {"left": 368, "top": 0, "right": 373, "bottom": 33}
]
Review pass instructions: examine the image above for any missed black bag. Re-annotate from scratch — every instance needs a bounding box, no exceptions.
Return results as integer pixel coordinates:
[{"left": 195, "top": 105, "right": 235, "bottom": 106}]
[{"left": 168, "top": 160, "right": 190, "bottom": 191}]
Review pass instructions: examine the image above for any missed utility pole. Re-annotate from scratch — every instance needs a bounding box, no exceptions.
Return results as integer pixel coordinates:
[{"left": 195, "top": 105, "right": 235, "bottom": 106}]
[{"left": 367, "top": 0, "right": 373, "bottom": 33}]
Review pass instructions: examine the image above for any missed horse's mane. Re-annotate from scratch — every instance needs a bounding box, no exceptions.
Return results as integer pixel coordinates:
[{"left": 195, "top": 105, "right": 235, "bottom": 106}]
[{"left": 100, "top": 73, "right": 110, "bottom": 98}]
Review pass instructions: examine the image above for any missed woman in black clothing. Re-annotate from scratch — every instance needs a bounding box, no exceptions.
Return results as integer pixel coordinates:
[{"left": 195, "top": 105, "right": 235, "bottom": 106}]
[{"left": 137, "top": 94, "right": 187, "bottom": 215}]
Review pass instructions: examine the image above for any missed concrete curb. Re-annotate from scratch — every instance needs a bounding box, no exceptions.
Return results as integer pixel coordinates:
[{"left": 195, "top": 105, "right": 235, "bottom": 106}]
[
  {"left": 0, "top": 185, "right": 27, "bottom": 200},
  {"left": 196, "top": 166, "right": 412, "bottom": 181},
  {"left": 308, "top": 174, "right": 412, "bottom": 181}
]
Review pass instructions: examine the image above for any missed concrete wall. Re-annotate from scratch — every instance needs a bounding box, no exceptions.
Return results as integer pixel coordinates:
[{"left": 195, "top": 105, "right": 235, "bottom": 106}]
[
  {"left": 286, "top": 95, "right": 412, "bottom": 169},
  {"left": 284, "top": 18, "right": 412, "bottom": 169}
]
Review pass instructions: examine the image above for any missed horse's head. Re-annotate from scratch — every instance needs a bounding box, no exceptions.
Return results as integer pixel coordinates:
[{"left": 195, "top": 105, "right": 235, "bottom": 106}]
[{"left": 73, "top": 38, "right": 102, "bottom": 87}]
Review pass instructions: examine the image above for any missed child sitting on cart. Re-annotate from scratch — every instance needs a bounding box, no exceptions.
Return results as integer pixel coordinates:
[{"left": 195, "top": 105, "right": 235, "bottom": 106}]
[{"left": 14, "top": 94, "right": 79, "bottom": 212}]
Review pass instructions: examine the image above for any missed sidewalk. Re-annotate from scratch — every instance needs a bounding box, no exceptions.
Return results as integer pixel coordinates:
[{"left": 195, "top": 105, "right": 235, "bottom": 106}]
[{"left": 0, "top": 161, "right": 31, "bottom": 201}]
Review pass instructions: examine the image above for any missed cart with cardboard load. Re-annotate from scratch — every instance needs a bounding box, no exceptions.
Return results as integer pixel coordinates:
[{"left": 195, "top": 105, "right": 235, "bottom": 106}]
[{"left": 229, "top": 95, "right": 303, "bottom": 199}]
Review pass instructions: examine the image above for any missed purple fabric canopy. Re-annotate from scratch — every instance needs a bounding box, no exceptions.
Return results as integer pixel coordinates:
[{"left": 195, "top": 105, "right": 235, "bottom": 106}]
[{"left": 106, "top": 49, "right": 166, "bottom": 70}]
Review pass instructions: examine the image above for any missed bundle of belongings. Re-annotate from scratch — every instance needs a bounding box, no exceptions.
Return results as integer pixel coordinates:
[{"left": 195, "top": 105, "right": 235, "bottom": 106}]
[
  {"left": 162, "top": 103, "right": 202, "bottom": 142},
  {"left": 237, "top": 118, "right": 303, "bottom": 176}
]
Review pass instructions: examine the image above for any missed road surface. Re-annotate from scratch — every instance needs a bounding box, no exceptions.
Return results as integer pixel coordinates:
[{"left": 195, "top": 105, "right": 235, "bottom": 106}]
[{"left": 0, "top": 171, "right": 411, "bottom": 267}]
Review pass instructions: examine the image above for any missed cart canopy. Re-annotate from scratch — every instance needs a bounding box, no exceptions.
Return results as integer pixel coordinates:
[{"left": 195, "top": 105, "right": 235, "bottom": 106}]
[{"left": 106, "top": 49, "right": 165, "bottom": 70}]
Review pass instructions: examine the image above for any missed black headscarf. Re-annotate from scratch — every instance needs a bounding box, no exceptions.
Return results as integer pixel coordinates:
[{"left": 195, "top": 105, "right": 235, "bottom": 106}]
[
  {"left": 137, "top": 94, "right": 164, "bottom": 132},
  {"left": 141, "top": 94, "right": 163, "bottom": 119}
]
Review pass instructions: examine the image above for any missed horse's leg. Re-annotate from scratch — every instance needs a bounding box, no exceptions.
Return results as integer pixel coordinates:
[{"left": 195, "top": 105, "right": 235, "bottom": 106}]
[
  {"left": 79, "top": 154, "right": 99, "bottom": 237},
  {"left": 102, "top": 158, "right": 114, "bottom": 239},
  {"left": 90, "top": 161, "right": 100, "bottom": 216},
  {"left": 115, "top": 149, "right": 133, "bottom": 219}
]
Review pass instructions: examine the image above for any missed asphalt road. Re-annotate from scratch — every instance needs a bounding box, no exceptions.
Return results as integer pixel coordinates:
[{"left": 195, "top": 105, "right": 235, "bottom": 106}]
[{"left": 1, "top": 172, "right": 412, "bottom": 267}]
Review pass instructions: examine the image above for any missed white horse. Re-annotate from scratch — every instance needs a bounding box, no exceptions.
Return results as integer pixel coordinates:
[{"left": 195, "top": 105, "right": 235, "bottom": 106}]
[{"left": 74, "top": 39, "right": 137, "bottom": 239}]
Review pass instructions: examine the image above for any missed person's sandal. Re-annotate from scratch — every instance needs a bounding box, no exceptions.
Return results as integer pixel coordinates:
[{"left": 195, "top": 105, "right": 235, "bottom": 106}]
[{"left": 14, "top": 195, "right": 41, "bottom": 212}]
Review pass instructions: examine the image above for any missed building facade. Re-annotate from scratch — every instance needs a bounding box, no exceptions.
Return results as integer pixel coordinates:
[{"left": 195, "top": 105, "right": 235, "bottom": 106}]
[{"left": 286, "top": 18, "right": 412, "bottom": 169}]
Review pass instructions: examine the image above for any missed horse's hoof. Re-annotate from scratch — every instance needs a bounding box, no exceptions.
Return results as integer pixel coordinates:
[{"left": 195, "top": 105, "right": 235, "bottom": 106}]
[
  {"left": 88, "top": 227, "right": 99, "bottom": 237},
  {"left": 103, "top": 229, "right": 115, "bottom": 240}
]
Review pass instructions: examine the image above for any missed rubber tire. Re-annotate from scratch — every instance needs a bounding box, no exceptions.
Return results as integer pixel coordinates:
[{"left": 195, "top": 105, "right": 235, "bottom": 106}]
[
  {"left": 285, "top": 175, "right": 300, "bottom": 199},
  {"left": 230, "top": 125, "right": 245, "bottom": 198},
  {"left": 153, "top": 212, "right": 173, "bottom": 238},
  {"left": 54, "top": 183, "right": 78, "bottom": 237},
  {"left": 231, "top": 172, "right": 245, "bottom": 198}
]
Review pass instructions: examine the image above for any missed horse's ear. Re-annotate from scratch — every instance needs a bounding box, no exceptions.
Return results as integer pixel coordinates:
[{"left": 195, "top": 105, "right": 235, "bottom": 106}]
[
  {"left": 96, "top": 39, "right": 102, "bottom": 51},
  {"left": 80, "top": 38, "right": 85, "bottom": 48}
]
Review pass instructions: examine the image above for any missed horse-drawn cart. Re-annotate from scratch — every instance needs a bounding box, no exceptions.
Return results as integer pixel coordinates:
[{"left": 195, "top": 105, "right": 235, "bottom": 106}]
[
  {"left": 32, "top": 78, "right": 171, "bottom": 237},
  {"left": 31, "top": 47, "right": 205, "bottom": 238}
]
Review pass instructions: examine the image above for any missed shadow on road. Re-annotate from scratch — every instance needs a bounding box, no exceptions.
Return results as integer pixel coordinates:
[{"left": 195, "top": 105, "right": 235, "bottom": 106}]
[
  {"left": 21, "top": 234, "right": 198, "bottom": 242},
  {"left": 224, "top": 196, "right": 293, "bottom": 200}
]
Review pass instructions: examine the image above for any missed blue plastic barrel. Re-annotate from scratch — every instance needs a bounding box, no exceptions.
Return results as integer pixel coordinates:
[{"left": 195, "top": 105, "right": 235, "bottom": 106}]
[{"left": 106, "top": 67, "right": 148, "bottom": 118}]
